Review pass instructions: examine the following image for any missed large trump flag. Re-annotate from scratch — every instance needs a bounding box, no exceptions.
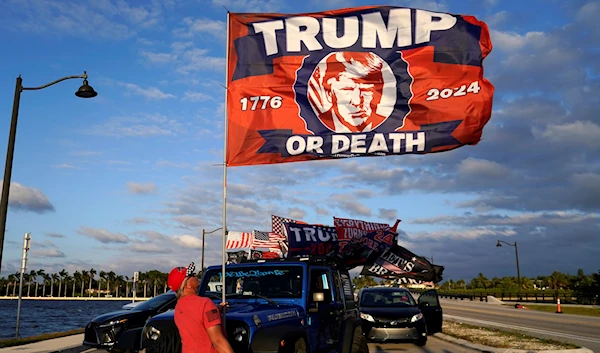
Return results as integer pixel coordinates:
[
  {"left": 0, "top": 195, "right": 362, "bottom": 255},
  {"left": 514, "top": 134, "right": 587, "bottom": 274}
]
[{"left": 225, "top": 6, "right": 494, "bottom": 167}]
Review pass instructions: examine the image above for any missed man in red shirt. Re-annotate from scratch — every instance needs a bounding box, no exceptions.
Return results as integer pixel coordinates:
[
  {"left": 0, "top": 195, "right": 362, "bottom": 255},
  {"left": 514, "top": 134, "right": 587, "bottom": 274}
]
[{"left": 167, "top": 263, "right": 234, "bottom": 353}]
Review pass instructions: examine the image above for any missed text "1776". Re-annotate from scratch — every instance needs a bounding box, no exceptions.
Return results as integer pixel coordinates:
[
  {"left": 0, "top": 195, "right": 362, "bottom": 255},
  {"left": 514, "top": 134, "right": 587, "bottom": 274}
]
[{"left": 240, "top": 96, "right": 283, "bottom": 111}]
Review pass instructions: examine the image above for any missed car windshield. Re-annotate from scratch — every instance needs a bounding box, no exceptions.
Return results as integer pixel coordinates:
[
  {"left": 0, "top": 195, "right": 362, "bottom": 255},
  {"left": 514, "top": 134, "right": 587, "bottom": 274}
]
[
  {"left": 200, "top": 265, "right": 303, "bottom": 299},
  {"left": 133, "top": 292, "right": 175, "bottom": 311},
  {"left": 360, "top": 290, "right": 416, "bottom": 307}
]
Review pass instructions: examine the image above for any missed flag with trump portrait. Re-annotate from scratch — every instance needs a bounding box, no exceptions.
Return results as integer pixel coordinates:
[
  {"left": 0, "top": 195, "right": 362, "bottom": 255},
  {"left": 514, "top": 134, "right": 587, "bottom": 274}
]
[{"left": 225, "top": 6, "right": 494, "bottom": 167}]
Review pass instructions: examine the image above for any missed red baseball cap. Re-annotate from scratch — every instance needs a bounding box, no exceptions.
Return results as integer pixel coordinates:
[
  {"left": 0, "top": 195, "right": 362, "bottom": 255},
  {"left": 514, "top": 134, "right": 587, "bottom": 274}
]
[{"left": 167, "top": 262, "right": 196, "bottom": 292}]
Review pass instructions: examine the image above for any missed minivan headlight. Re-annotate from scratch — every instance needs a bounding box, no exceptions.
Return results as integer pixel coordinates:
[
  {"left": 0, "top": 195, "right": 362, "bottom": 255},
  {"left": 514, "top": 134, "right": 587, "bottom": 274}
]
[{"left": 410, "top": 313, "right": 424, "bottom": 323}]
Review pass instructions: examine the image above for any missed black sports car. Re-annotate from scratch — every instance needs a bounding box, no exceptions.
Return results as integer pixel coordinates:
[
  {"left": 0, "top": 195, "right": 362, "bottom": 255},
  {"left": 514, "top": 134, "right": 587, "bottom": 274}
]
[
  {"left": 83, "top": 291, "right": 176, "bottom": 352},
  {"left": 358, "top": 287, "right": 442, "bottom": 346}
]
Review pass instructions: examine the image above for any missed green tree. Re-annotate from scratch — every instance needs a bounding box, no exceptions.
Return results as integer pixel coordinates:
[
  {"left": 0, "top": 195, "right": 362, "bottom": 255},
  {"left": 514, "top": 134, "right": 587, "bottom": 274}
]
[
  {"left": 547, "top": 271, "right": 569, "bottom": 291},
  {"left": 81, "top": 270, "right": 88, "bottom": 296},
  {"left": 352, "top": 275, "right": 378, "bottom": 289},
  {"left": 88, "top": 268, "right": 96, "bottom": 297},
  {"left": 58, "top": 269, "right": 68, "bottom": 297}
]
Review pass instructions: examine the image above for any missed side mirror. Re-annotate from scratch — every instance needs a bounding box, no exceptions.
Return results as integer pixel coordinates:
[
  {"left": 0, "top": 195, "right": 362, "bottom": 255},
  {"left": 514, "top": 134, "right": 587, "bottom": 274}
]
[{"left": 313, "top": 292, "right": 325, "bottom": 302}]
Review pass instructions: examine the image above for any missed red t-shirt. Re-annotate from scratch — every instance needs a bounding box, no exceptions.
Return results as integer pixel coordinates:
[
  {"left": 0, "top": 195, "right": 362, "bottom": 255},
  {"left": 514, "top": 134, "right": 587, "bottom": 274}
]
[{"left": 174, "top": 295, "right": 222, "bottom": 353}]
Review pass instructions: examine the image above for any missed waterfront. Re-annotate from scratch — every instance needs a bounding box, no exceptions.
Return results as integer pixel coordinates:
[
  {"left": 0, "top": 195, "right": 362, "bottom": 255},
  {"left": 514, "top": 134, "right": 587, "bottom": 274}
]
[{"left": 0, "top": 299, "right": 132, "bottom": 339}]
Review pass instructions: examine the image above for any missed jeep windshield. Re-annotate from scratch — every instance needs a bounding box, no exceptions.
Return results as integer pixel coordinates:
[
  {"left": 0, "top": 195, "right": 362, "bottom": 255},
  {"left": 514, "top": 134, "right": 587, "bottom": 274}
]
[{"left": 200, "top": 265, "right": 303, "bottom": 299}]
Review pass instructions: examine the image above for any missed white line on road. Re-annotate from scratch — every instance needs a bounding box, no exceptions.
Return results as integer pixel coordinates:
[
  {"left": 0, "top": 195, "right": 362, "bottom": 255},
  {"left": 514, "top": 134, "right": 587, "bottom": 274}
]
[{"left": 445, "top": 314, "right": 600, "bottom": 344}]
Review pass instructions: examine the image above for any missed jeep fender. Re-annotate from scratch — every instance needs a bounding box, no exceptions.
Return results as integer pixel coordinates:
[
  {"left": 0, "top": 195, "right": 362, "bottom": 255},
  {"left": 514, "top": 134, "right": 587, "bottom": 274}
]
[
  {"left": 113, "top": 327, "right": 142, "bottom": 351},
  {"left": 339, "top": 316, "right": 362, "bottom": 353},
  {"left": 277, "top": 328, "right": 308, "bottom": 353},
  {"left": 251, "top": 325, "right": 306, "bottom": 353}
]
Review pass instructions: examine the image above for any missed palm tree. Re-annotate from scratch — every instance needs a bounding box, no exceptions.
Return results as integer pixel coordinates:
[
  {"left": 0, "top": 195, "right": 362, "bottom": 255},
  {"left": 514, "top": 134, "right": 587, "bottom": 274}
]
[
  {"left": 51, "top": 273, "right": 59, "bottom": 296},
  {"left": 99, "top": 271, "right": 107, "bottom": 297},
  {"left": 107, "top": 271, "right": 116, "bottom": 295},
  {"left": 12, "top": 272, "right": 20, "bottom": 296},
  {"left": 81, "top": 270, "right": 88, "bottom": 296},
  {"left": 547, "top": 271, "right": 569, "bottom": 292},
  {"left": 140, "top": 272, "right": 149, "bottom": 297},
  {"left": 114, "top": 275, "right": 124, "bottom": 297},
  {"left": 125, "top": 275, "right": 130, "bottom": 297},
  {"left": 58, "top": 269, "right": 68, "bottom": 297},
  {"left": 42, "top": 273, "right": 50, "bottom": 297},
  {"left": 64, "top": 274, "right": 73, "bottom": 297},
  {"left": 73, "top": 271, "right": 81, "bottom": 297},
  {"left": 7, "top": 273, "right": 16, "bottom": 296},
  {"left": 88, "top": 268, "right": 96, "bottom": 297},
  {"left": 24, "top": 271, "right": 32, "bottom": 297},
  {"left": 36, "top": 269, "right": 45, "bottom": 297}
]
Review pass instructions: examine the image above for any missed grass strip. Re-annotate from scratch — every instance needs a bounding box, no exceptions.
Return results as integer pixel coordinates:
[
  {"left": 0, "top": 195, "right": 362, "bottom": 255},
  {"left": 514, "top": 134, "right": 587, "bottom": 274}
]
[
  {"left": 518, "top": 304, "right": 600, "bottom": 317},
  {"left": 442, "top": 321, "right": 580, "bottom": 350},
  {"left": 0, "top": 328, "right": 84, "bottom": 348}
]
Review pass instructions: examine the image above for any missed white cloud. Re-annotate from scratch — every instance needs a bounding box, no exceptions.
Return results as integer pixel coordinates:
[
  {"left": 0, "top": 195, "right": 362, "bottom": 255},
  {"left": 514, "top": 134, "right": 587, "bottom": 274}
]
[
  {"left": 4, "top": 182, "right": 55, "bottom": 213},
  {"left": 127, "top": 182, "right": 157, "bottom": 195},
  {"left": 86, "top": 113, "right": 185, "bottom": 138},
  {"left": 45, "top": 233, "right": 65, "bottom": 238},
  {"left": 118, "top": 82, "right": 176, "bottom": 100},
  {"left": 129, "top": 243, "right": 165, "bottom": 253},
  {"left": 211, "top": 0, "right": 282, "bottom": 12},
  {"left": 176, "top": 17, "right": 226, "bottom": 39},
  {"left": 535, "top": 121, "right": 600, "bottom": 150},
  {"left": 1, "top": 0, "right": 163, "bottom": 39},
  {"left": 77, "top": 226, "right": 129, "bottom": 244},
  {"left": 287, "top": 207, "right": 307, "bottom": 220},
  {"left": 31, "top": 248, "right": 66, "bottom": 258},
  {"left": 457, "top": 158, "right": 510, "bottom": 179},
  {"left": 173, "top": 234, "right": 203, "bottom": 249},
  {"left": 52, "top": 164, "right": 83, "bottom": 170},
  {"left": 177, "top": 49, "right": 226, "bottom": 73},
  {"left": 182, "top": 91, "right": 213, "bottom": 102},
  {"left": 140, "top": 51, "right": 178, "bottom": 64},
  {"left": 490, "top": 30, "right": 546, "bottom": 52}
]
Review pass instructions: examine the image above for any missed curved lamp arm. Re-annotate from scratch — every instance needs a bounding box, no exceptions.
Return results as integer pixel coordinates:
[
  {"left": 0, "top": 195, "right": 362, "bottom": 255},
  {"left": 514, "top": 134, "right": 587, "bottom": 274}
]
[
  {"left": 21, "top": 71, "right": 88, "bottom": 91},
  {"left": 497, "top": 240, "right": 516, "bottom": 247}
]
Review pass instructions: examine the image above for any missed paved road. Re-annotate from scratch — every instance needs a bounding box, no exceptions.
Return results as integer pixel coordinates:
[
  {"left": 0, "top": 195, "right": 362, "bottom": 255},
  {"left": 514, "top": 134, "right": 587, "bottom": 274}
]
[
  {"left": 82, "top": 336, "right": 479, "bottom": 353},
  {"left": 367, "top": 335, "right": 480, "bottom": 353},
  {"left": 441, "top": 299, "right": 600, "bottom": 352}
]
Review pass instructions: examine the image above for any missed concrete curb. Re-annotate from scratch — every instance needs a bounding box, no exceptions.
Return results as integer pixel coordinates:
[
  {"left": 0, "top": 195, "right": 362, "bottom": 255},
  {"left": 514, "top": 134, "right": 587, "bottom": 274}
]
[
  {"left": 47, "top": 346, "right": 95, "bottom": 353},
  {"left": 433, "top": 332, "right": 594, "bottom": 353}
]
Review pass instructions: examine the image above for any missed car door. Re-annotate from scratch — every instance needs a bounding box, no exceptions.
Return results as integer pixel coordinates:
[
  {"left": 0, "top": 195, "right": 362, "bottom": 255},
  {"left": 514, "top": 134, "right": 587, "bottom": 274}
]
[
  {"left": 307, "top": 267, "right": 339, "bottom": 352},
  {"left": 417, "top": 289, "right": 443, "bottom": 333}
]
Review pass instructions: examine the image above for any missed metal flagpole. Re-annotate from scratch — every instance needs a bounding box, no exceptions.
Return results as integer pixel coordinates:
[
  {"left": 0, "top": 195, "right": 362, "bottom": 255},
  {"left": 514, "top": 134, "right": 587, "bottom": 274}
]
[{"left": 221, "top": 10, "right": 230, "bottom": 331}]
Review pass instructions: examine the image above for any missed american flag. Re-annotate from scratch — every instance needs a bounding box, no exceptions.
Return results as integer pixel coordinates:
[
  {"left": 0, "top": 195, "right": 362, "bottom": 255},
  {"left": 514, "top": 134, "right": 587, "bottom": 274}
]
[
  {"left": 226, "top": 231, "right": 254, "bottom": 249},
  {"left": 252, "top": 230, "right": 286, "bottom": 251}
]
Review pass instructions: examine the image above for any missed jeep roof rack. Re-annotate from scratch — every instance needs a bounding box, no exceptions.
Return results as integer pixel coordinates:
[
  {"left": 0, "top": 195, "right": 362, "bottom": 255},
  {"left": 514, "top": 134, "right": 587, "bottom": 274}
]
[{"left": 229, "top": 255, "right": 351, "bottom": 268}]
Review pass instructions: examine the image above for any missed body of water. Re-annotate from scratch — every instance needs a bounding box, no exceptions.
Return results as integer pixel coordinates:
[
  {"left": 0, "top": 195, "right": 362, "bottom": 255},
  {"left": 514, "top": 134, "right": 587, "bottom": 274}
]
[{"left": 0, "top": 299, "right": 131, "bottom": 339}]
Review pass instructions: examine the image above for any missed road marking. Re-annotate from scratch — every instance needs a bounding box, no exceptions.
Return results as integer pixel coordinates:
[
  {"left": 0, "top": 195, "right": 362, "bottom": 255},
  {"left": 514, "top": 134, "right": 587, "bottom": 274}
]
[
  {"left": 442, "top": 303, "right": 600, "bottom": 326},
  {"left": 445, "top": 314, "right": 600, "bottom": 344}
]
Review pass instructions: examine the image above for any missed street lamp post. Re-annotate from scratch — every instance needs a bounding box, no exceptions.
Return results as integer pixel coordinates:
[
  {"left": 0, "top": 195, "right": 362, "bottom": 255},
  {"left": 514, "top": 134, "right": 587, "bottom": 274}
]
[
  {"left": 201, "top": 227, "right": 223, "bottom": 274},
  {"left": 496, "top": 240, "right": 521, "bottom": 297},
  {"left": 0, "top": 72, "right": 97, "bottom": 275}
]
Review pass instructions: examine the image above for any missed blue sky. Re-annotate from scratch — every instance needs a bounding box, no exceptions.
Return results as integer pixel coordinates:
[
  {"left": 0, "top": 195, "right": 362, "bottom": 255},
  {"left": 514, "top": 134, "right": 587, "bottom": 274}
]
[{"left": 0, "top": 0, "right": 598, "bottom": 282}]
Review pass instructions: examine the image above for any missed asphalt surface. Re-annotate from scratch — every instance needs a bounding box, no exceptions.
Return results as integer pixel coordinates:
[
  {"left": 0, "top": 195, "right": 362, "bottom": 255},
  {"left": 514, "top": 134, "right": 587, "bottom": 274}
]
[
  {"left": 80, "top": 337, "right": 480, "bottom": 353},
  {"left": 441, "top": 298, "right": 600, "bottom": 352},
  {"left": 367, "top": 335, "right": 480, "bottom": 353}
]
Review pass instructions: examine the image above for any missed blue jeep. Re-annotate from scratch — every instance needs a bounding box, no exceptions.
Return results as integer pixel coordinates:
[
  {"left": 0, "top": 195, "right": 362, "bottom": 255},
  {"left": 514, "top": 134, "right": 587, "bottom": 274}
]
[{"left": 141, "top": 257, "right": 368, "bottom": 353}]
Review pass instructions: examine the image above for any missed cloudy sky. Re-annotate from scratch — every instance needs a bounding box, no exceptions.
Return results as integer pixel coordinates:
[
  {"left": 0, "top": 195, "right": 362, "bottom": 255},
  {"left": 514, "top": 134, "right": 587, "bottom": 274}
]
[{"left": 0, "top": 0, "right": 597, "bottom": 283}]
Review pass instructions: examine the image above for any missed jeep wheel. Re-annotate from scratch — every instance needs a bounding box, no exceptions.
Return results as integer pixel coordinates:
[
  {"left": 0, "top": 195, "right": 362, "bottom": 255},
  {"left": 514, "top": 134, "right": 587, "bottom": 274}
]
[
  {"left": 293, "top": 338, "right": 307, "bottom": 353},
  {"left": 351, "top": 327, "right": 368, "bottom": 353},
  {"left": 416, "top": 337, "right": 427, "bottom": 346}
]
